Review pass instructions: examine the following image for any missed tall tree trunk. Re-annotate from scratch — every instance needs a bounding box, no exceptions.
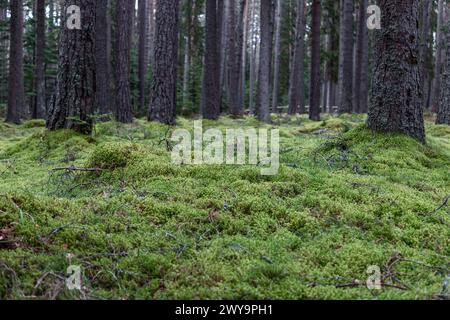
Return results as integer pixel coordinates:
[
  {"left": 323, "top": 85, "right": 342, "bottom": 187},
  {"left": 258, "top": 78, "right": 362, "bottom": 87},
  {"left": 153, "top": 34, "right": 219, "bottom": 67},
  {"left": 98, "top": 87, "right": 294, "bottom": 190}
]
[
  {"left": 96, "top": 0, "right": 111, "bottom": 115},
  {"left": 6, "top": 0, "right": 24, "bottom": 124},
  {"left": 47, "top": 0, "right": 96, "bottom": 134},
  {"left": 115, "top": 0, "right": 134, "bottom": 123},
  {"left": 437, "top": 4, "right": 450, "bottom": 125},
  {"left": 353, "top": 0, "right": 369, "bottom": 114},
  {"left": 148, "top": 0, "right": 155, "bottom": 67},
  {"left": 239, "top": 0, "right": 249, "bottom": 112},
  {"left": 201, "top": 0, "right": 221, "bottom": 120},
  {"left": 227, "top": 0, "right": 243, "bottom": 116},
  {"left": 219, "top": 0, "right": 229, "bottom": 111},
  {"left": 309, "top": 0, "right": 321, "bottom": 121},
  {"left": 0, "top": 4, "right": 7, "bottom": 106},
  {"left": 288, "top": 0, "right": 305, "bottom": 115},
  {"left": 148, "top": 0, "right": 179, "bottom": 125},
  {"left": 337, "top": 0, "right": 353, "bottom": 114},
  {"left": 138, "top": 0, "right": 148, "bottom": 114},
  {"left": 271, "top": 0, "right": 282, "bottom": 113},
  {"left": 32, "top": 0, "right": 46, "bottom": 119},
  {"left": 248, "top": 0, "right": 257, "bottom": 114},
  {"left": 256, "top": 0, "right": 274, "bottom": 123},
  {"left": 420, "top": 0, "right": 432, "bottom": 110},
  {"left": 367, "top": 0, "right": 425, "bottom": 143},
  {"left": 431, "top": 0, "right": 445, "bottom": 113}
]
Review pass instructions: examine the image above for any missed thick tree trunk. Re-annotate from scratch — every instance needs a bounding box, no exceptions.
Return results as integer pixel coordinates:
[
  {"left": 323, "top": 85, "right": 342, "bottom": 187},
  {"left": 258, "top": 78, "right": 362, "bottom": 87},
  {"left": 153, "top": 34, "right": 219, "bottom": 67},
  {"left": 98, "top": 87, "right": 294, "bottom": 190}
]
[
  {"left": 337, "top": 0, "right": 353, "bottom": 114},
  {"left": 201, "top": 0, "right": 221, "bottom": 120},
  {"left": 6, "top": 0, "right": 24, "bottom": 124},
  {"left": 353, "top": 0, "right": 369, "bottom": 114},
  {"left": 32, "top": 0, "right": 46, "bottom": 119},
  {"left": 114, "top": 0, "right": 134, "bottom": 123},
  {"left": 309, "top": 0, "right": 321, "bottom": 121},
  {"left": 148, "top": 0, "right": 179, "bottom": 125},
  {"left": 95, "top": 0, "right": 111, "bottom": 115},
  {"left": 271, "top": 0, "right": 282, "bottom": 113},
  {"left": 288, "top": 0, "right": 305, "bottom": 115},
  {"left": 47, "top": 0, "right": 96, "bottom": 134},
  {"left": 138, "top": 0, "right": 148, "bottom": 114},
  {"left": 367, "top": 0, "right": 426, "bottom": 143}
]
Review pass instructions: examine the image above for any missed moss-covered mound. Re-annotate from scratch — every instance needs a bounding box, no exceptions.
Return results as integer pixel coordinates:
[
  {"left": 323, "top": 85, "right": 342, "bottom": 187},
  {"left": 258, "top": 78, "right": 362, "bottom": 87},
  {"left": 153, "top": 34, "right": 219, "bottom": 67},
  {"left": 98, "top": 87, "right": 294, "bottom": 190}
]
[{"left": 0, "top": 115, "right": 449, "bottom": 300}]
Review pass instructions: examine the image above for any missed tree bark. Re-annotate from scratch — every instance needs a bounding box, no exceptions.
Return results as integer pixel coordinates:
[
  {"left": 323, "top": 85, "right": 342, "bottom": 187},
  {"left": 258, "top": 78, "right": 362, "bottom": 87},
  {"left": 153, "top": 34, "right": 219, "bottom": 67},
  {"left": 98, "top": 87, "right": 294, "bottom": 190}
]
[
  {"left": 337, "top": 0, "right": 353, "bottom": 114},
  {"left": 271, "top": 0, "right": 282, "bottom": 113},
  {"left": 437, "top": 4, "right": 450, "bottom": 125},
  {"left": 32, "top": 0, "right": 46, "bottom": 119},
  {"left": 309, "top": 0, "right": 321, "bottom": 121},
  {"left": 420, "top": 0, "right": 432, "bottom": 110},
  {"left": 138, "top": 0, "right": 148, "bottom": 114},
  {"left": 288, "top": 0, "right": 306, "bottom": 115},
  {"left": 47, "top": 0, "right": 96, "bottom": 134},
  {"left": 114, "top": 0, "right": 134, "bottom": 123},
  {"left": 6, "top": 0, "right": 24, "bottom": 124},
  {"left": 353, "top": 0, "right": 369, "bottom": 114},
  {"left": 256, "top": 0, "right": 275, "bottom": 123},
  {"left": 201, "top": 0, "right": 221, "bottom": 120},
  {"left": 95, "top": 0, "right": 111, "bottom": 115},
  {"left": 248, "top": 0, "right": 257, "bottom": 114},
  {"left": 148, "top": 0, "right": 179, "bottom": 125},
  {"left": 367, "top": 0, "right": 426, "bottom": 143},
  {"left": 431, "top": 0, "right": 445, "bottom": 113}
]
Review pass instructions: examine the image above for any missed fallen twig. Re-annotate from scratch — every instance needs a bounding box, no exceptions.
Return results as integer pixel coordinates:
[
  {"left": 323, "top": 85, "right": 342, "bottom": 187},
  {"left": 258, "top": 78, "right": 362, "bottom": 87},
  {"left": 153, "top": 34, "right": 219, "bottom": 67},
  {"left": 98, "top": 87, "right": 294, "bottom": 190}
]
[
  {"left": 422, "top": 194, "right": 450, "bottom": 216},
  {"left": 49, "top": 166, "right": 104, "bottom": 173}
]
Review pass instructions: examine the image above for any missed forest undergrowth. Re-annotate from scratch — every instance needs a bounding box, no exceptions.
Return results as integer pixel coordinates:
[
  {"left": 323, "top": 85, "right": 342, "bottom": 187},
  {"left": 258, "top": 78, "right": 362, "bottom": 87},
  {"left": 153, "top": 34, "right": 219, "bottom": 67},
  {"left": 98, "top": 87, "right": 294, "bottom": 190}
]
[{"left": 0, "top": 114, "right": 449, "bottom": 299}]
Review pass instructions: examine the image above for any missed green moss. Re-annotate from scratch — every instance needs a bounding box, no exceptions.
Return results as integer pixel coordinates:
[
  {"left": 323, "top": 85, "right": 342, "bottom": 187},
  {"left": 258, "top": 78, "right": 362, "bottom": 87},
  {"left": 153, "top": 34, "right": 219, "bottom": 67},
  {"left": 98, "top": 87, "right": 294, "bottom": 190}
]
[{"left": 0, "top": 116, "right": 449, "bottom": 300}]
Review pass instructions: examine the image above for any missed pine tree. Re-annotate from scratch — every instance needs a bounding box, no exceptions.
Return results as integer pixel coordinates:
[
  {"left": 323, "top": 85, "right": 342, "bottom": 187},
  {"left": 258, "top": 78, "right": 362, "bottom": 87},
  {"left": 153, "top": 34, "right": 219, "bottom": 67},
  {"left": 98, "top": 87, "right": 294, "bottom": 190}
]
[
  {"left": 47, "top": 0, "right": 96, "bottom": 134},
  {"left": 6, "top": 0, "right": 24, "bottom": 124},
  {"left": 309, "top": 0, "right": 321, "bottom": 121},
  {"left": 367, "top": 0, "right": 426, "bottom": 143},
  {"left": 148, "top": 0, "right": 179, "bottom": 125}
]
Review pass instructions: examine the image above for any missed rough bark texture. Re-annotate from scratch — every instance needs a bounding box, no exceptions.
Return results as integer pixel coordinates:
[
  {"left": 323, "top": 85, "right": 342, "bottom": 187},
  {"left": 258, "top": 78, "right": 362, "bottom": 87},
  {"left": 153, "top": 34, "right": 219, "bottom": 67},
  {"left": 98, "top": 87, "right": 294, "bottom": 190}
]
[
  {"left": 288, "top": 0, "right": 305, "bottom": 115},
  {"left": 420, "top": 0, "right": 432, "bottom": 110},
  {"left": 431, "top": 0, "right": 444, "bottom": 113},
  {"left": 367, "top": 0, "right": 426, "bottom": 143},
  {"left": 95, "top": 0, "right": 111, "bottom": 115},
  {"left": 437, "top": 5, "right": 450, "bottom": 125},
  {"left": 149, "top": 0, "right": 179, "bottom": 125},
  {"left": 148, "top": 0, "right": 155, "bottom": 66},
  {"left": 256, "top": 0, "right": 274, "bottom": 123},
  {"left": 6, "top": 0, "right": 24, "bottom": 124},
  {"left": 138, "top": 0, "right": 148, "bottom": 113},
  {"left": 353, "top": 0, "right": 369, "bottom": 114},
  {"left": 47, "top": 0, "right": 96, "bottom": 134},
  {"left": 201, "top": 0, "right": 221, "bottom": 120},
  {"left": 309, "top": 0, "right": 321, "bottom": 121},
  {"left": 32, "top": 0, "right": 46, "bottom": 119},
  {"left": 337, "top": 0, "right": 353, "bottom": 114},
  {"left": 114, "top": 0, "right": 134, "bottom": 123}
]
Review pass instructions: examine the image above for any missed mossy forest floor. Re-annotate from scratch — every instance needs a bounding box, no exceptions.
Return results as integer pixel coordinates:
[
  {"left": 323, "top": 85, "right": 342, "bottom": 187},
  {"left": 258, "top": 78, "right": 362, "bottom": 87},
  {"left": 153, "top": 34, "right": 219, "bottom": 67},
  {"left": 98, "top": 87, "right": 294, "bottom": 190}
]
[{"left": 0, "top": 114, "right": 449, "bottom": 300}]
